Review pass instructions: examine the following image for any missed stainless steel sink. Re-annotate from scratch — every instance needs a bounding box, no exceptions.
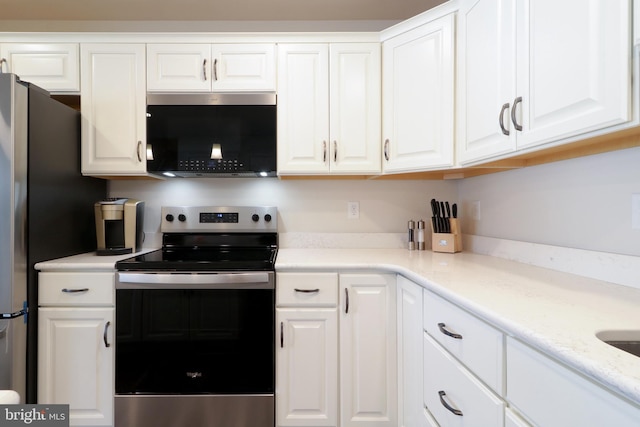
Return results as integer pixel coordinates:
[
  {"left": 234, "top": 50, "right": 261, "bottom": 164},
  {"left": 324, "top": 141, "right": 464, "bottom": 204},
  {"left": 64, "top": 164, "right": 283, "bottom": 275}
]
[{"left": 596, "top": 330, "right": 640, "bottom": 357}]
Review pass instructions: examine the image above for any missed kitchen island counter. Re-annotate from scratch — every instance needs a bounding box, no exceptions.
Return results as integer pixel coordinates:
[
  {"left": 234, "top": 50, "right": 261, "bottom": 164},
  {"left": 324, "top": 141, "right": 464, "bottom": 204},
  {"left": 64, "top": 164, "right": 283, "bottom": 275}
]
[{"left": 276, "top": 248, "right": 640, "bottom": 406}]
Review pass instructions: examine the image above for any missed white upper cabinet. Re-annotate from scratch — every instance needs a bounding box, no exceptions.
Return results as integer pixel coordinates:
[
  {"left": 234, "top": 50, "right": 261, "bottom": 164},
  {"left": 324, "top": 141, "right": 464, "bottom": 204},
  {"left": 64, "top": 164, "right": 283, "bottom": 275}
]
[
  {"left": 382, "top": 13, "right": 455, "bottom": 173},
  {"left": 277, "top": 43, "right": 381, "bottom": 175},
  {"left": 81, "top": 44, "right": 148, "bottom": 176},
  {"left": 147, "top": 43, "right": 276, "bottom": 92},
  {"left": 0, "top": 43, "right": 79, "bottom": 92},
  {"left": 457, "top": 0, "right": 631, "bottom": 164}
]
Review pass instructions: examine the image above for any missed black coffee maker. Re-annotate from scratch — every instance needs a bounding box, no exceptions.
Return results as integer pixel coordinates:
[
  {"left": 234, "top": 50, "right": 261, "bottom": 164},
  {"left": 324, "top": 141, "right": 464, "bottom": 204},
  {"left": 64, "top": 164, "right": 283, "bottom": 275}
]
[{"left": 94, "top": 198, "right": 144, "bottom": 256}]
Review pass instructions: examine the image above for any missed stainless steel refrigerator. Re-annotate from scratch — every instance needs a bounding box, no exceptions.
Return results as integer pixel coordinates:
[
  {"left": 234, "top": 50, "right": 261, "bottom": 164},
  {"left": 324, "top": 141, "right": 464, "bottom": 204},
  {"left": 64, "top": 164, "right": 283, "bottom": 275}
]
[{"left": 0, "top": 73, "right": 106, "bottom": 403}]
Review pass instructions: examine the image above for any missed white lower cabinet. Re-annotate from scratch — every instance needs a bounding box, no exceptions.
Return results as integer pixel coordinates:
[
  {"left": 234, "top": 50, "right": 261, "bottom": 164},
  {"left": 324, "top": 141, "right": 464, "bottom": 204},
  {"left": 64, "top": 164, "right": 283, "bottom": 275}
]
[
  {"left": 397, "top": 276, "right": 427, "bottom": 427},
  {"left": 38, "top": 272, "right": 115, "bottom": 427},
  {"left": 423, "top": 332, "right": 505, "bottom": 426},
  {"left": 506, "top": 337, "right": 640, "bottom": 427},
  {"left": 276, "top": 272, "right": 396, "bottom": 427}
]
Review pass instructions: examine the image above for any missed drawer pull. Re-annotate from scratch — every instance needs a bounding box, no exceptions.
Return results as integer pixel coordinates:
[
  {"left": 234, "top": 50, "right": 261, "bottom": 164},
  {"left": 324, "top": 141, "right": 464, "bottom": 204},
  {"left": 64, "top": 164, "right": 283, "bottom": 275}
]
[
  {"left": 61, "top": 288, "right": 89, "bottom": 293},
  {"left": 438, "top": 390, "right": 463, "bottom": 416},
  {"left": 438, "top": 322, "right": 463, "bottom": 339},
  {"left": 103, "top": 321, "right": 111, "bottom": 348},
  {"left": 294, "top": 288, "right": 320, "bottom": 293}
]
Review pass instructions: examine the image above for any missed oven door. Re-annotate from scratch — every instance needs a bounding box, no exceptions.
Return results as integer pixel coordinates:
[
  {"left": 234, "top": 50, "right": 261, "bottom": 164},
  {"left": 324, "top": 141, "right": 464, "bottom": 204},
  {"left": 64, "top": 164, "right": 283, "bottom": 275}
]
[{"left": 115, "top": 272, "right": 274, "bottom": 395}]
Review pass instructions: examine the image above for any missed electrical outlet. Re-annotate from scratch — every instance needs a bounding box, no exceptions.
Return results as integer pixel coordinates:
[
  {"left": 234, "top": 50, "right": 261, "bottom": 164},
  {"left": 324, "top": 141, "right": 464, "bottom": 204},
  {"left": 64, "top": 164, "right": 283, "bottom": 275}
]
[
  {"left": 470, "top": 200, "right": 481, "bottom": 221},
  {"left": 632, "top": 194, "right": 640, "bottom": 230},
  {"left": 347, "top": 201, "right": 360, "bottom": 219}
]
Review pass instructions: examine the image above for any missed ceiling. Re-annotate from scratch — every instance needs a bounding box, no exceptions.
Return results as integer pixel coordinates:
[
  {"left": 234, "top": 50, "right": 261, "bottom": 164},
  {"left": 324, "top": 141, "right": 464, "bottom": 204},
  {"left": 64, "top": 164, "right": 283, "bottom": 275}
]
[{"left": 0, "top": 0, "right": 447, "bottom": 22}]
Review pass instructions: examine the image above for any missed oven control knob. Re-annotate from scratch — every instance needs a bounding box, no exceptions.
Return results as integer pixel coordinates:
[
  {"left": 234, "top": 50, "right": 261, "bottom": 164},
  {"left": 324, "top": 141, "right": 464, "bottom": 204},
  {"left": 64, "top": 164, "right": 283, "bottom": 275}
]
[
  {"left": 166, "top": 214, "right": 174, "bottom": 222},
  {"left": 178, "top": 214, "right": 187, "bottom": 222},
  {"left": 252, "top": 214, "right": 260, "bottom": 222},
  {"left": 264, "top": 214, "right": 272, "bottom": 222}
]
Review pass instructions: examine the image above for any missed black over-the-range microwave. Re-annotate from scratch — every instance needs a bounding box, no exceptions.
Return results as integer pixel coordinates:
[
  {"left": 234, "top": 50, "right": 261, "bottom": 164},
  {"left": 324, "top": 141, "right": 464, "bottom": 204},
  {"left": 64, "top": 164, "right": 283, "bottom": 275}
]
[{"left": 146, "top": 93, "right": 277, "bottom": 178}]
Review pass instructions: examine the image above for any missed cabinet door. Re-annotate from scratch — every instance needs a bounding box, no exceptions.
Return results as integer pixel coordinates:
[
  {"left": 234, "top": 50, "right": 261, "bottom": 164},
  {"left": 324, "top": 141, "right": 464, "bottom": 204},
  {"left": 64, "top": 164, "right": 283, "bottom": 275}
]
[
  {"left": 456, "top": 0, "right": 517, "bottom": 164},
  {"left": 506, "top": 337, "right": 640, "bottom": 427},
  {"left": 81, "top": 44, "right": 147, "bottom": 176},
  {"left": 211, "top": 44, "right": 276, "bottom": 91},
  {"left": 516, "top": 0, "right": 631, "bottom": 149},
  {"left": 397, "top": 277, "right": 427, "bottom": 427},
  {"left": 382, "top": 14, "right": 455, "bottom": 173},
  {"left": 0, "top": 43, "right": 79, "bottom": 92},
  {"left": 329, "top": 43, "right": 381, "bottom": 174},
  {"left": 276, "top": 308, "right": 338, "bottom": 427},
  {"left": 340, "top": 273, "right": 397, "bottom": 427},
  {"left": 38, "top": 307, "right": 114, "bottom": 427},
  {"left": 277, "top": 44, "right": 330, "bottom": 174},
  {"left": 147, "top": 44, "right": 211, "bottom": 92}
]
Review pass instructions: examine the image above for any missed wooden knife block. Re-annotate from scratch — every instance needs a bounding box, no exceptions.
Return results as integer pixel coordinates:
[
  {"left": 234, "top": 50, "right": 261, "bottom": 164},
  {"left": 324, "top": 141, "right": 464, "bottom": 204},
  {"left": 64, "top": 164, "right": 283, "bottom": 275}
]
[{"left": 431, "top": 218, "right": 462, "bottom": 253}]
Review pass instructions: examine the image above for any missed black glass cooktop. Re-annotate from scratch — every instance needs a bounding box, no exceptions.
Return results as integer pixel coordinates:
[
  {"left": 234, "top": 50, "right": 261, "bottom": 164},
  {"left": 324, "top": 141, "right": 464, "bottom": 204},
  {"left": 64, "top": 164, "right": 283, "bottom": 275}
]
[{"left": 116, "top": 233, "right": 277, "bottom": 272}]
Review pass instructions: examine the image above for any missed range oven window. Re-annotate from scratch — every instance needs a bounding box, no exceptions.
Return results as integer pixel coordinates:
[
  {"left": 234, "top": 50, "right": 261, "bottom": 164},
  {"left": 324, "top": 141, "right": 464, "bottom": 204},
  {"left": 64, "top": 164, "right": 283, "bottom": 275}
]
[{"left": 116, "top": 288, "right": 274, "bottom": 394}]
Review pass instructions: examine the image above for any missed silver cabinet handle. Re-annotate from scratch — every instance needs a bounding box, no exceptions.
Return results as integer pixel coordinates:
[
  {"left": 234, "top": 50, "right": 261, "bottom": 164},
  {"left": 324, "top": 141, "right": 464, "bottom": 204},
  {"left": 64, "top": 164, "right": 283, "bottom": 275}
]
[
  {"left": 344, "top": 288, "right": 350, "bottom": 314},
  {"left": 62, "top": 288, "right": 89, "bottom": 293},
  {"left": 213, "top": 58, "right": 218, "bottom": 81},
  {"left": 0, "top": 58, "right": 7, "bottom": 73},
  {"left": 499, "top": 102, "right": 510, "bottom": 136},
  {"left": 333, "top": 141, "right": 338, "bottom": 163},
  {"left": 294, "top": 288, "right": 320, "bottom": 293},
  {"left": 203, "top": 58, "right": 207, "bottom": 81},
  {"left": 323, "top": 141, "right": 327, "bottom": 163},
  {"left": 511, "top": 96, "right": 523, "bottom": 131},
  {"left": 438, "top": 322, "right": 463, "bottom": 339},
  {"left": 438, "top": 391, "right": 463, "bottom": 416},
  {"left": 103, "top": 321, "right": 111, "bottom": 348},
  {"left": 384, "top": 139, "right": 390, "bottom": 161},
  {"left": 136, "top": 141, "right": 143, "bottom": 162}
]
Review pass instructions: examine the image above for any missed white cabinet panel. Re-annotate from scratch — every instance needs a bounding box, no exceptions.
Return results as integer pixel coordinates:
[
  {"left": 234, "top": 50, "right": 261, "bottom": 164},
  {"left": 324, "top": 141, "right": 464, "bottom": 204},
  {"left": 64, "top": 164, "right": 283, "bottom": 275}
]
[
  {"left": 423, "top": 333, "right": 505, "bottom": 427},
  {"left": 397, "top": 277, "right": 426, "bottom": 427},
  {"left": 147, "top": 43, "right": 276, "bottom": 92},
  {"left": 516, "top": 0, "right": 631, "bottom": 149},
  {"left": 38, "top": 307, "right": 114, "bottom": 427},
  {"left": 0, "top": 43, "right": 79, "bottom": 92},
  {"left": 276, "top": 272, "right": 338, "bottom": 307},
  {"left": 457, "top": 0, "right": 631, "bottom": 164},
  {"left": 382, "top": 13, "right": 455, "bottom": 173},
  {"left": 147, "top": 44, "right": 211, "bottom": 91},
  {"left": 423, "top": 289, "right": 504, "bottom": 395},
  {"left": 276, "top": 309, "right": 338, "bottom": 427},
  {"left": 340, "top": 273, "right": 397, "bottom": 427},
  {"left": 277, "top": 43, "right": 381, "bottom": 175},
  {"left": 506, "top": 337, "right": 640, "bottom": 427},
  {"left": 81, "top": 43, "right": 147, "bottom": 176},
  {"left": 277, "top": 43, "right": 330, "bottom": 174}
]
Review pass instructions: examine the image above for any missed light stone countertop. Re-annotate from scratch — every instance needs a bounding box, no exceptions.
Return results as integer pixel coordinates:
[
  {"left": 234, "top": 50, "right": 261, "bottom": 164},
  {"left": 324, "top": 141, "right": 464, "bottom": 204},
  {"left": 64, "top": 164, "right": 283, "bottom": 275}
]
[
  {"left": 275, "top": 248, "right": 640, "bottom": 406},
  {"left": 35, "top": 246, "right": 640, "bottom": 406}
]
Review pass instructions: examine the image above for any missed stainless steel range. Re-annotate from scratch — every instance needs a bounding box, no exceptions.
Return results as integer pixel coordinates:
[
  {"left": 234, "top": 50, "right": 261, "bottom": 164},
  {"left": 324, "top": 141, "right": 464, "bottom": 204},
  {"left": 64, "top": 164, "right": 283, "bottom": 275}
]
[{"left": 114, "top": 206, "right": 277, "bottom": 427}]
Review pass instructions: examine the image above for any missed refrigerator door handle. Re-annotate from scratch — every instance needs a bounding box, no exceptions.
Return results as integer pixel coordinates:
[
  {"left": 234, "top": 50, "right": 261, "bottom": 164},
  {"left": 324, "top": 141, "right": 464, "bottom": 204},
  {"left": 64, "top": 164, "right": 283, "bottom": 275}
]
[{"left": 1, "top": 308, "right": 27, "bottom": 319}]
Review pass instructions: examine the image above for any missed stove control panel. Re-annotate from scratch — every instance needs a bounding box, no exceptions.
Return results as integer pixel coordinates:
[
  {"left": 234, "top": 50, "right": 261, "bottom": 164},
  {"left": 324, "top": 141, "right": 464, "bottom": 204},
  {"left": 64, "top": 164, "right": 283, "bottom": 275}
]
[{"left": 161, "top": 206, "right": 277, "bottom": 233}]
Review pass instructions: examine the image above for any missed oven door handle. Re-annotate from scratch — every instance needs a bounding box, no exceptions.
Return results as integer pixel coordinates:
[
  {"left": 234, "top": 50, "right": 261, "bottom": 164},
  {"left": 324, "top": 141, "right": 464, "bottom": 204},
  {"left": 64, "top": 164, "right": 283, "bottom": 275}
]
[{"left": 116, "top": 272, "right": 274, "bottom": 289}]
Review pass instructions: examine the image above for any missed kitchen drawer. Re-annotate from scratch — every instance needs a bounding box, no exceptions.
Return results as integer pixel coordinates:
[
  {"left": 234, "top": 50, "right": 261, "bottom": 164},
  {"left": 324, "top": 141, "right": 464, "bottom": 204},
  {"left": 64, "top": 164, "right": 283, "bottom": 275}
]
[
  {"left": 423, "top": 290, "right": 504, "bottom": 395},
  {"left": 506, "top": 337, "right": 640, "bottom": 427},
  {"left": 38, "top": 272, "right": 115, "bottom": 306},
  {"left": 423, "top": 332, "right": 505, "bottom": 427},
  {"left": 276, "top": 272, "right": 338, "bottom": 307}
]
